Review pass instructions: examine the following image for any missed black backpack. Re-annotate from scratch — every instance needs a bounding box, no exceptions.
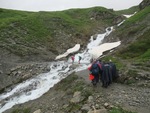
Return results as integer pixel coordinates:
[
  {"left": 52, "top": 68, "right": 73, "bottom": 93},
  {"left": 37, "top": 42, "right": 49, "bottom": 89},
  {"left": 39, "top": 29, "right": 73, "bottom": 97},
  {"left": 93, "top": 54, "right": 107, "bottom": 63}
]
[{"left": 91, "top": 63, "right": 99, "bottom": 75}]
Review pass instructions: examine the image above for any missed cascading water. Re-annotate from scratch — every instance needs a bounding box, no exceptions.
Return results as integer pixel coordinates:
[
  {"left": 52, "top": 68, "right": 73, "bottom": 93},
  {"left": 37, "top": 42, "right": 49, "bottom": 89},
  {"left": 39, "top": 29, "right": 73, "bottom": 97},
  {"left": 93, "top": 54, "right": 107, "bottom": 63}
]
[{"left": 0, "top": 26, "right": 119, "bottom": 113}]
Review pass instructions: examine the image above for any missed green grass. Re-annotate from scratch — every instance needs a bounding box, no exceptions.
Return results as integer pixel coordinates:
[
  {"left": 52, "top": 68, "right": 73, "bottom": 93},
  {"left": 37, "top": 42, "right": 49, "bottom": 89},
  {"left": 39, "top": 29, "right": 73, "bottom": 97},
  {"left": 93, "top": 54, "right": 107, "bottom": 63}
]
[
  {"left": 101, "top": 56, "right": 124, "bottom": 70},
  {"left": 12, "top": 108, "right": 31, "bottom": 113},
  {"left": 139, "top": 49, "right": 150, "bottom": 60},
  {"left": 117, "top": 28, "right": 150, "bottom": 61},
  {"left": 115, "top": 6, "right": 150, "bottom": 38},
  {"left": 123, "top": 6, "right": 150, "bottom": 26},
  {"left": 109, "top": 107, "right": 136, "bottom": 113},
  {"left": 0, "top": 7, "right": 120, "bottom": 56}
]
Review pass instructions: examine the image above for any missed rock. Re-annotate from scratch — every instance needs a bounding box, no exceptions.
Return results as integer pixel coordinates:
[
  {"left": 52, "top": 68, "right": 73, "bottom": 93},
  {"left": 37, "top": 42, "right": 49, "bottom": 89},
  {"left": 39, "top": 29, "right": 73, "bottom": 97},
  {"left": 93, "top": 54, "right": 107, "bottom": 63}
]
[
  {"left": 81, "top": 104, "right": 91, "bottom": 111},
  {"left": 33, "top": 109, "right": 41, "bottom": 113},
  {"left": 88, "top": 96, "right": 94, "bottom": 103},
  {"left": 109, "top": 105, "right": 114, "bottom": 109},
  {"left": 93, "top": 34, "right": 98, "bottom": 40},
  {"left": 139, "top": 0, "right": 150, "bottom": 10},
  {"left": 10, "top": 67, "right": 17, "bottom": 72},
  {"left": 104, "top": 103, "right": 109, "bottom": 108},
  {"left": 95, "top": 104, "right": 100, "bottom": 109},
  {"left": 70, "top": 91, "right": 84, "bottom": 103},
  {"left": 62, "top": 104, "right": 69, "bottom": 109}
]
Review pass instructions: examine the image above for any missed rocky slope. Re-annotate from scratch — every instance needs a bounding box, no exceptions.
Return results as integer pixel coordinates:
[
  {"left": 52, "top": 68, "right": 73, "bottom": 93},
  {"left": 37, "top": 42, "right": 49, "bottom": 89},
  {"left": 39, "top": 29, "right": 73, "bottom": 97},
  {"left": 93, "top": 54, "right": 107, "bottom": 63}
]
[
  {"left": 0, "top": 0, "right": 150, "bottom": 113},
  {"left": 0, "top": 7, "right": 124, "bottom": 91},
  {"left": 4, "top": 69, "right": 150, "bottom": 113}
]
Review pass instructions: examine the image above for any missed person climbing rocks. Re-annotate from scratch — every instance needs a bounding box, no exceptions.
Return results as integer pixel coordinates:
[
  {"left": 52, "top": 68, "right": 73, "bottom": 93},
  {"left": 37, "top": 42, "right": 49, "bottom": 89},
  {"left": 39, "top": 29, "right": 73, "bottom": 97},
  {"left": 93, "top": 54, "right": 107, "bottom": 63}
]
[
  {"left": 78, "top": 56, "right": 82, "bottom": 64},
  {"left": 71, "top": 55, "right": 75, "bottom": 64}
]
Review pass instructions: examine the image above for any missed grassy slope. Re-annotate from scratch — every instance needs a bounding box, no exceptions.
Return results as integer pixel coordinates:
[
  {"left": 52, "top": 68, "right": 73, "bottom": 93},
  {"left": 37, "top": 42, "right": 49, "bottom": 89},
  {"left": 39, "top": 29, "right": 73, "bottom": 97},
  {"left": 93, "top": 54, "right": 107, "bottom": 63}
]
[
  {"left": 102, "top": 5, "right": 150, "bottom": 85},
  {"left": 117, "top": 6, "right": 150, "bottom": 61},
  {"left": 103, "top": 6, "right": 150, "bottom": 63},
  {"left": 0, "top": 7, "right": 119, "bottom": 60}
]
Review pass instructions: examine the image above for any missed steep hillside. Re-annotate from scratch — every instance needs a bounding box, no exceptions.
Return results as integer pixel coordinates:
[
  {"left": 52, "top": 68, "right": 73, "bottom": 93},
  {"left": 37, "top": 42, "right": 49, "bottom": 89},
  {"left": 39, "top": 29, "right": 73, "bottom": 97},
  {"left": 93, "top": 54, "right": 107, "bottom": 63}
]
[
  {"left": 102, "top": 3, "right": 150, "bottom": 86},
  {"left": 0, "top": 6, "right": 124, "bottom": 95},
  {"left": 107, "top": 5, "right": 150, "bottom": 61},
  {"left": 1, "top": 1, "right": 150, "bottom": 113},
  {"left": 0, "top": 7, "right": 123, "bottom": 62}
]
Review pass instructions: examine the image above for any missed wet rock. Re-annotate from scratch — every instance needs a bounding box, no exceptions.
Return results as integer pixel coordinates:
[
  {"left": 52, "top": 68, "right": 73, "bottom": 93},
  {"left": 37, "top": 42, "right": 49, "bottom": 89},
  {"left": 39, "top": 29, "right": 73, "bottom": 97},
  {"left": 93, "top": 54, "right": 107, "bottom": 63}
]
[{"left": 93, "top": 34, "right": 98, "bottom": 40}]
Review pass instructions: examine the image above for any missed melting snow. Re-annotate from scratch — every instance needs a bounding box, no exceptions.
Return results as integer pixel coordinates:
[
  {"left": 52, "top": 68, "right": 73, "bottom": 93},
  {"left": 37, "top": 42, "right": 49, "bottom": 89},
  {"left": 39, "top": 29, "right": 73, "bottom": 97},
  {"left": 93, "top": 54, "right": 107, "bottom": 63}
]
[
  {"left": 0, "top": 26, "right": 121, "bottom": 113},
  {"left": 55, "top": 44, "right": 80, "bottom": 60},
  {"left": 123, "top": 12, "right": 137, "bottom": 18}
]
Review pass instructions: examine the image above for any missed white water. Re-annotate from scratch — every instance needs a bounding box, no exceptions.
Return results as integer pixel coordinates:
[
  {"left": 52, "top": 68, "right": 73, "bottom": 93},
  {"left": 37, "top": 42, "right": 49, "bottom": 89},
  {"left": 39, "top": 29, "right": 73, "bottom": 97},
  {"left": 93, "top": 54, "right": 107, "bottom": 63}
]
[{"left": 0, "top": 26, "right": 121, "bottom": 113}]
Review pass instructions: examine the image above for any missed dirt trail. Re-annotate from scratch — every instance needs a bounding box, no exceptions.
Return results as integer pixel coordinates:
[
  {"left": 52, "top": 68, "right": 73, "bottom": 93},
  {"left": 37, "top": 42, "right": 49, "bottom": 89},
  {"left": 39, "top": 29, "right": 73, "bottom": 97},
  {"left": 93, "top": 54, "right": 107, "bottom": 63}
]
[
  {"left": 76, "top": 69, "right": 150, "bottom": 113},
  {"left": 3, "top": 64, "right": 150, "bottom": 113}
]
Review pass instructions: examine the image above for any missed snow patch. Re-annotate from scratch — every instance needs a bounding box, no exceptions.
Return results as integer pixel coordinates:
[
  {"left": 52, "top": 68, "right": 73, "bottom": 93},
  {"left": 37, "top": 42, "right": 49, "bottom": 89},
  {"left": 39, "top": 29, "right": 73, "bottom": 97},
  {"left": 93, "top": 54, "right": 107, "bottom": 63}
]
[
  {"left": 55, "top": 44, "right": 80, "bottom": 60},
  {"left": 89, "top": 41, "right": 121, "bottom": 59}
]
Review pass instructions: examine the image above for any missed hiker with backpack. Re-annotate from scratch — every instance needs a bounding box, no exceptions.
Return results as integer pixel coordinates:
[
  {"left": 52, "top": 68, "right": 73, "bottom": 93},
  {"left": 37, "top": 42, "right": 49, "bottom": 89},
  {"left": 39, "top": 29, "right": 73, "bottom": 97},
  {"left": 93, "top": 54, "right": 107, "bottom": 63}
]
[
  {"left": 101, "top": 63, "right": 112, "bottom": 88},
  {"left": 88, "top": 60, "right": 102, "bottom": 86},
  {"left": 109, "top": 60, "right": 118, "bottom": 81}
]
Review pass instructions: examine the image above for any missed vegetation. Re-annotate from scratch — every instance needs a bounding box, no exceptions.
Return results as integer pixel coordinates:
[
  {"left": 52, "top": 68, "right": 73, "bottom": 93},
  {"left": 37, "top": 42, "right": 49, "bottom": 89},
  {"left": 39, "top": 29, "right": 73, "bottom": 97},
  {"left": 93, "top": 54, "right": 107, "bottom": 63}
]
[
  {"left": 117, "top": 28, "right": 150, "bottom": 61},
  {"left": 101, "top": 56, "right": 124, "bottom": 70},
  {"left": 12, "top": 108, "right": 31, "bottom": 113},
  {"left": 123, "top": 6, "right": 150, "bottom": 26},
  {"left": 0, "top": 7, "right": 120, "bottom": 58},
  {"left": 109, "top": 107, "right": 136, "bottom": 113}
]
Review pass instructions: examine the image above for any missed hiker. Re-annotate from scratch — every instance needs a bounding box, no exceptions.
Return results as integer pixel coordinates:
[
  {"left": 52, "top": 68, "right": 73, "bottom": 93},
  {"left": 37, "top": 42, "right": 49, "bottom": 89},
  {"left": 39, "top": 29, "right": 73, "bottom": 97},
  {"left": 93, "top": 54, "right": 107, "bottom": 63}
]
[
  {"left": 78, "top": 56, "right": 82, "bottom": 64},
  {"left": 71, "top": 55, "right": 75, "bottom": 64},
  {"left": 101, "top": 63, "right": 112, "bottom": 88},
  {"left": 109, "top": 60, "right": 118, "bottom": 81},
  {"left": 88, "top": 60, "right": 102, "bottom": 86}
]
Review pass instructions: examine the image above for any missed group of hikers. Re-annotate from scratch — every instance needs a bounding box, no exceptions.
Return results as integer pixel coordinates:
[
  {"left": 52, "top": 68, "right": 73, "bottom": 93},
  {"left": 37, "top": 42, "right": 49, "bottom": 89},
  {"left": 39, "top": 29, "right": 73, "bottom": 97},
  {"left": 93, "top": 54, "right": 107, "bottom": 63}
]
[
  {"left": 88, "top": 59, "right": 118, "bottom": 88},
  {"left": 70, "top": 55, "right": 118, "bottom": 88},
  {"left": 71, "top": 55, "right": 82, "bottom": 64}
]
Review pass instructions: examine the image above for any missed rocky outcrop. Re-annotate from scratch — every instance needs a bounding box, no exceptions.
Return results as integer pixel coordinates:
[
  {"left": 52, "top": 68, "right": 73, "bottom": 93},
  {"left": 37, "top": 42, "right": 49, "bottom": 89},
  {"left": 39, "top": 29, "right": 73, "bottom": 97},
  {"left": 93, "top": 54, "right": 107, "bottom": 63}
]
[
  {"left": 139, "top": 0, "right": 150, "bottom": 10},
  {"left": 112, "top": 16, "right": 125, "bottom": 25}
]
